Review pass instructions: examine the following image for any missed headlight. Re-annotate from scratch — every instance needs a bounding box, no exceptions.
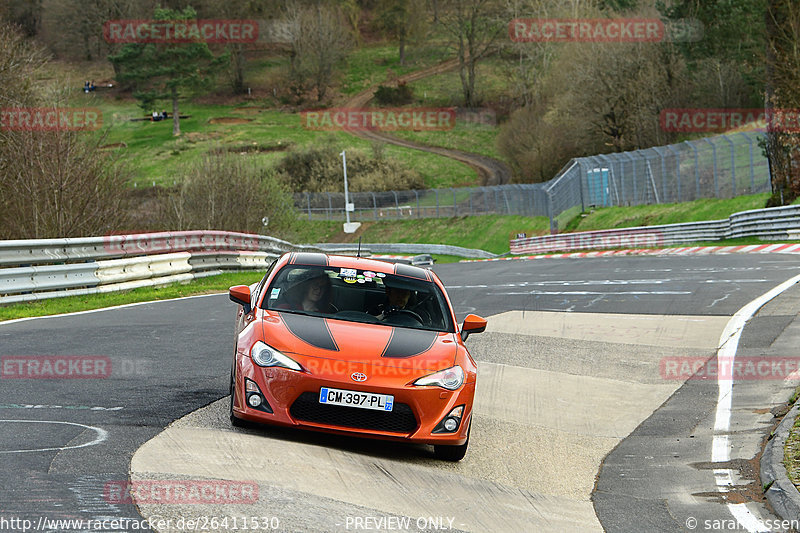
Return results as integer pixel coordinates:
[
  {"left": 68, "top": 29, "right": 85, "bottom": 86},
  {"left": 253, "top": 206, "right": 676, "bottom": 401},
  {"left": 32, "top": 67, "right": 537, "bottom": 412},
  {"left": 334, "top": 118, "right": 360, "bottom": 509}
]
[
  {"left": 251, "top": 341, "right": 302, "bottom": 371},
  {"left": 413, "top": 366, "right": 464, "bottom": 390}
]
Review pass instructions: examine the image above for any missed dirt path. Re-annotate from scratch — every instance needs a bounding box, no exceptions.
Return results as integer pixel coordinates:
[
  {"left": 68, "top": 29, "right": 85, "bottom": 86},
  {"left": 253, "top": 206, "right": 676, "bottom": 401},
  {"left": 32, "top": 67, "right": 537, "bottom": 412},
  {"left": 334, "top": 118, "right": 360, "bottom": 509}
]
[{"left": 342, "top": 59, "right": 512, "bottom": 186}]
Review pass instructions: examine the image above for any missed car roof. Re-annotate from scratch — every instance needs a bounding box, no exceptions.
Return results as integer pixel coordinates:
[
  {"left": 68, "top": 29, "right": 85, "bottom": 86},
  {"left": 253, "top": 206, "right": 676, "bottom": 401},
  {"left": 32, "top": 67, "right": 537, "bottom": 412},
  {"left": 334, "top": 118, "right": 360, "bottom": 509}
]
[{"left": 282, "top": 252, "right": 435, "bottom": 283}]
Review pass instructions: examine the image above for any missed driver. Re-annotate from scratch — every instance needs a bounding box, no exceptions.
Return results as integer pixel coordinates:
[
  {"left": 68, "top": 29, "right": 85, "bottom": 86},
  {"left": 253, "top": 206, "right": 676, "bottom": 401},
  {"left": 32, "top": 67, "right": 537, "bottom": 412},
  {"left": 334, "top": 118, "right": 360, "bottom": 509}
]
[{"left": 373, "top": 285, "right": 412, "bottom": 320}]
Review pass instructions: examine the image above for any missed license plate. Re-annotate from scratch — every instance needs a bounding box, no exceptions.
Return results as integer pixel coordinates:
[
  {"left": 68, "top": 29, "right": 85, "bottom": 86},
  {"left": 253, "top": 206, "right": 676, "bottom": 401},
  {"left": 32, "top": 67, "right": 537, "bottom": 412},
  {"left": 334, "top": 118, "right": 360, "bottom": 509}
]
[{"left": 319, "top": 387, "right": 394, "bottom": 412}]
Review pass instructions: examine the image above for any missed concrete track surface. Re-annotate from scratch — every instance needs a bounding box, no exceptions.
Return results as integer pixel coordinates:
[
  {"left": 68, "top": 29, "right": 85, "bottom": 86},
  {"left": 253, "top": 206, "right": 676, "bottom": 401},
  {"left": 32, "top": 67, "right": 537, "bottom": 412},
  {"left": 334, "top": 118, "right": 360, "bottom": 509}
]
[{"left": 2, "top": 253, "right": 800, "bottom": 532}]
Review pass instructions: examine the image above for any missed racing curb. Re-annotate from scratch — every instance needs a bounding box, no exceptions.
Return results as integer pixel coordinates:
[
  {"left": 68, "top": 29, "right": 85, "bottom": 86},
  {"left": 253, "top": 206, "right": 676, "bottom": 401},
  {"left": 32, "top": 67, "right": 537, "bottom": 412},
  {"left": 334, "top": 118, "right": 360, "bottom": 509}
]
[
  {"left": 760, "top": 399, "right": 800, "bottom": 521},
  {"left": 460, "top": 243, "right": 800, "bottom": 262}
]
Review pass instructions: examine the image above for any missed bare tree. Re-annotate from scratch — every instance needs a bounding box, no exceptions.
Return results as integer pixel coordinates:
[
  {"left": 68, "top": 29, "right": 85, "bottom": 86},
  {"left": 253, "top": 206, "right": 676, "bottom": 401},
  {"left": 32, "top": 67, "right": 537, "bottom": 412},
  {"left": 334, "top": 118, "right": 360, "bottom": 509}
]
[
  {"left": 498, "top": 97, "right": 582, "bottom": 183},
  {"left": 375, "top": 0, "right": 429, "bottom": 66},
  {"left": 159, "top": 153, "right": 295, "bottom": 234},
  {"left": 765, "top": 0, "right": 800, "bottom": 205},
  {"left": 1, "top": 0, "right": 43, "bottom": 37},
  {"left": 285, "top": 3, "right": 351, "bottom": 102},
  {"left": 498, "top": 37, "right": 689, "bottom": 183},
  {"left": 0, "top": 124, "right": 131, "bottom": 239},
  {"left": 0, "top": 23, "right": 47, "bottom": 109},
  {"left": 39, "top": 0, "right": 149, "bottom": 62},
  {"left": 0, "top": 24, "right": 131, "bottom": 239},
  {"left": 193, "top": 0, "right": 283, "bottom": 93},
  {"left": 551, "top": 41, "right": 688, "bottom": 153},
  {"left": 438, "top": 0, "right": 505, "bottom": 107}
]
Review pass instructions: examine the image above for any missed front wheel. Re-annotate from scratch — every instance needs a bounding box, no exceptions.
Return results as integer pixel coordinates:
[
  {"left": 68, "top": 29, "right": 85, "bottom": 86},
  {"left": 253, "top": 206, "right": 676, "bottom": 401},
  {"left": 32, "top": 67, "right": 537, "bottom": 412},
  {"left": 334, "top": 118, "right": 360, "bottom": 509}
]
[
  {"left": 229, "top": 371, "right": 248, "bottom": 428},
  {"left": 433, "top": 423, "right": 470, "bottom": 462}
]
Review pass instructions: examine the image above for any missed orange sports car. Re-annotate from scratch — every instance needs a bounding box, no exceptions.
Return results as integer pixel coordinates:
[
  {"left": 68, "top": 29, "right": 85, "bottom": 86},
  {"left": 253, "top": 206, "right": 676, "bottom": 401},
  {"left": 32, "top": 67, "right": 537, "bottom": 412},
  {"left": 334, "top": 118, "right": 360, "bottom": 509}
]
[{"left": 228, "top": 252, "right": 487, "bottom": 461}]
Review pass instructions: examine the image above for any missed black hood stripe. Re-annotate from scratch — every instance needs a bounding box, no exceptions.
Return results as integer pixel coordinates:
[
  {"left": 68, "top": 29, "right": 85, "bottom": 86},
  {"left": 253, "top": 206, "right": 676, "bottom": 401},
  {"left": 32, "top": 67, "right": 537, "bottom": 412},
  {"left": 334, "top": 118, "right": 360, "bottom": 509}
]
[
  {"left": 394, "top": 263, "right": 430, "bottom": 281},
  {"left": 290, "top": 252, "right": 329, "bottom": 266},
  {"left": 281, "top": 313, "right": 339, "bottom": 351},
  {"left": 381, "top": 328, "right": 438, "bottom": 358}
]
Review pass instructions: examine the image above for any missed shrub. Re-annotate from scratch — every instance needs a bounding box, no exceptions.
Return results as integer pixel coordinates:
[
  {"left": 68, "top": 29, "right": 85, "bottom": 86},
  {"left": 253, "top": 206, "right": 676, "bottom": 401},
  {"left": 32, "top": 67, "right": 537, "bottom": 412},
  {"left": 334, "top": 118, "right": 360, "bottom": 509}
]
[
  {"left": 0, "top": 127, "right": 132, "bottom": 239},
  {"left": 158, "top": 154, "right": 295, "bottom": 234},
  {"left": 275, "top": 143, "right": 424, "bottom": 192},
  {"left": 374, "top": 82, "right": 414, "bottom": 105}
]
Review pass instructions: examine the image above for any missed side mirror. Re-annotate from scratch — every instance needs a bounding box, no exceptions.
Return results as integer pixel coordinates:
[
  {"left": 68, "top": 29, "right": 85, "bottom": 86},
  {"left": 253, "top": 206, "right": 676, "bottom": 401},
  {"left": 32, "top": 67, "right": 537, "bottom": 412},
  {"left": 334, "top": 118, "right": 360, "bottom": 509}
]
[
  {"left": 460, "top": 314, "right": 487, "bottom": 341},
  {"left": 229, "top": 285, "right": 252, "bottom": 314}
]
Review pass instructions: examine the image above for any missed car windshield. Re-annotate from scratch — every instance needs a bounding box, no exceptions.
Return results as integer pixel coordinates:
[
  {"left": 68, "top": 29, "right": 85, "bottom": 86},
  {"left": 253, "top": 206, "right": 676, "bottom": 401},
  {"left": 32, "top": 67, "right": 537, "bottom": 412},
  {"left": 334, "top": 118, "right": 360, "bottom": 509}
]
[{"left": 262, "top": 265, "right": 454, "bottom": 333}]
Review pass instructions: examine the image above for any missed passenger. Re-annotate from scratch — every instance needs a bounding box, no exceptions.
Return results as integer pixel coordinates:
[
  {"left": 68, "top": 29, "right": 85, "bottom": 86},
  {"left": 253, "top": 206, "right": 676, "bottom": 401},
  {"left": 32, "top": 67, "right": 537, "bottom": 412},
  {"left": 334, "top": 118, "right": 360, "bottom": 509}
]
[{"left": 277, "top": 270, "right": 335, "bottom": 313}]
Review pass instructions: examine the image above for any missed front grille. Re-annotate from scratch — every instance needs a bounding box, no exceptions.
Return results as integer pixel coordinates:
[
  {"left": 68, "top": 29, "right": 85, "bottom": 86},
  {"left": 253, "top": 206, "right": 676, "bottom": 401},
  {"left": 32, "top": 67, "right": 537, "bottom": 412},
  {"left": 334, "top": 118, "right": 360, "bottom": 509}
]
[{"left": 290, "top": 392, "right": 418, "bottom": 433}]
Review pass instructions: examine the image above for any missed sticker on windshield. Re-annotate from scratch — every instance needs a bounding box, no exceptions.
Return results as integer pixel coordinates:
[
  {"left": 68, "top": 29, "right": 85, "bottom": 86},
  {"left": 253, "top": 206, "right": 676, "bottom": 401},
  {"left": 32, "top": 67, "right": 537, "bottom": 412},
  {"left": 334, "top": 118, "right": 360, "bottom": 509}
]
[
  {"left": 270, "top": 288, "right": 281, "bottom": 299},
  {"left": 364, "top": 271, "right": 376, "bottom": 279},
  {"left": 340, "top": 268, "right": 357, "bottom": 278}
]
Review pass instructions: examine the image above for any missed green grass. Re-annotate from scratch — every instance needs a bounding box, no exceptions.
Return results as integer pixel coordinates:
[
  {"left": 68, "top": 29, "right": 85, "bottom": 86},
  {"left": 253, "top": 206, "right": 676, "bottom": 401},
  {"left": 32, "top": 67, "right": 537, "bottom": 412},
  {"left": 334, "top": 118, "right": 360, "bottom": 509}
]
[
  {"left": 388, "top": 57, "right": 507, "bottom": 163},
  {"left": 341, "top": 43, "right": 451, "bottom": 96},
  {"left": 66, "top": 42, "right": 478, "bottom": 189},
  {"left": 0, "top": 272, "right": 263, "bottom": 322},
  {"left": 392, "top": 120, "right": 502, "bottom": 164},
  {"left": 5, "top": 194, "right": 797, "bottom": 321},
  {"left": 295, "top": 215, "right": 550, "bottom": 255},
  {"left": 89, "top": 96, "right": 477, "bottom": 188},
  {"left": 565, "top": 193, "right": 771, "bottom": 232},
  {"left": 405, "top": 57, "right": 509, "bottom": 108},
  {"left": 786, "top": 415, "right": 800, "bottom": 489}
]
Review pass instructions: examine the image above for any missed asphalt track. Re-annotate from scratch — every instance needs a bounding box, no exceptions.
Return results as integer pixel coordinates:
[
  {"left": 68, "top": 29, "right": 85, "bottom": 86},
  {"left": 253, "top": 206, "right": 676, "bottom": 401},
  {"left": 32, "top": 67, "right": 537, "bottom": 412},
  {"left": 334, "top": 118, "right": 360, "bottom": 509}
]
[{"left": 1, "top": 253, "right": 800, "bottom": 532}]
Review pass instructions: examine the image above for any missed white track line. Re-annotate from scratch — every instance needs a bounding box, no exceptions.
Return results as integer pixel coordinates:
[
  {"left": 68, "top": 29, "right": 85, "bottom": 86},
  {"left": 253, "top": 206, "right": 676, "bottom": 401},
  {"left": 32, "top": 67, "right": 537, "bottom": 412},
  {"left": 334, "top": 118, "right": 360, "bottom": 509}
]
[
  {"left": 0, "top": 293, "right": 223, "bottom": 326},
  {"left": 0, "top": 419, "right": 108, "bottom": 454},
  {"left": 712, "top": 273, "right": 800, "bottom": 532}
]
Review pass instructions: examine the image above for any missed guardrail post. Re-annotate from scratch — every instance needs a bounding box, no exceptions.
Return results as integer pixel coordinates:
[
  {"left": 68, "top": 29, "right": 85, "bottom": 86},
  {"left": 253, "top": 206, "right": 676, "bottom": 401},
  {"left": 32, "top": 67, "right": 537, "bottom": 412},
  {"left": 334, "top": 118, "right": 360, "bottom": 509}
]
[
  {"left": 652, "top": 147, "right": 669, "bottom": 203},
  {"left": 684, "top": 141, "right": 700, "bottom": 199},
  {"left": 305, "top": 192, "right": 311, "bottom": 219},
  {"left": 598, "top": 154, "right": 618, "bottom": 206},
  {"left": 621, "top": 152, "right": 636, "bottom": 205},
  {"left": 469, "top": 188, "right": 474, "bottom": 215},
  {"left": 435, "top": 189, "right": 440, "bottom": 218},
  {"left": 392, "top": 190, "right": 399, "bottom": 218},
  {"left": 740, "top": 132, "right": 756, "bottom": 192},
  {"left": 666, "top": 144, "right": 682, "bottom": 202},
  {"left": 722, "top": 134, "right": 736, "bottom": 196},
  {"left": 325, "top": 193, "right": 333, "bottom": 220},
  {"left": 372, "top": 192, "right": 378, "bottom": 221},
  {"left": 703, "top": 138, "right": 719, "bottom": 197},
  {"left": 414, "top": 189, "right": 420, "bottom": 218},
  {"left": 546, "top": 191, "right": 557, "bottom": 234}
]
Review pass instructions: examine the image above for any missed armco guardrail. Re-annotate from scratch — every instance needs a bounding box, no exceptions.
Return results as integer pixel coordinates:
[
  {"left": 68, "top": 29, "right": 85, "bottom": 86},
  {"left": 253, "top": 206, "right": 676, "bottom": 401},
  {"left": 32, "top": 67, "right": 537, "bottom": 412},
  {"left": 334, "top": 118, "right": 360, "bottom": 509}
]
[
  {"left": 510, "top": 205, "right": 800, "bottom": 254},
  {"left": 0, "top": 230, "right": 320, "bottom": 267},
  {"left": 0, "top": 231, "right": 495, "bottom": 305},
  {"left": 315, "top": 243, "right": 498, "bottom": 259},
  {"left": 0, "top": 231, "right": 324, "bottom": 305}
]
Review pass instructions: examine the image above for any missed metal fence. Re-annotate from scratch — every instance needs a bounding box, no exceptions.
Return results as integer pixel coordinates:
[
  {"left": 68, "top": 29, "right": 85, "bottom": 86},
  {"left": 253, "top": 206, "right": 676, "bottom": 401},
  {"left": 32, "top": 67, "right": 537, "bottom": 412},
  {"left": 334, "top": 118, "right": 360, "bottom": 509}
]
[
  {"left": 294, "top": 131, "right": 772, "bottom": 232},
  {"left": 294, "top": 185, "right": 549, "bottom": 221}
]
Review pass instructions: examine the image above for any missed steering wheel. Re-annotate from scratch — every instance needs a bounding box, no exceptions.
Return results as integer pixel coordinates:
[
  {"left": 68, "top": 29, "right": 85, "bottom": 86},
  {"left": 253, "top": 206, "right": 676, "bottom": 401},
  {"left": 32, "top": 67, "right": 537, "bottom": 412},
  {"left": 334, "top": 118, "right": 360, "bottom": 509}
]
[{"left": 386, "top": 308, "right": 424, "bottom": 325}]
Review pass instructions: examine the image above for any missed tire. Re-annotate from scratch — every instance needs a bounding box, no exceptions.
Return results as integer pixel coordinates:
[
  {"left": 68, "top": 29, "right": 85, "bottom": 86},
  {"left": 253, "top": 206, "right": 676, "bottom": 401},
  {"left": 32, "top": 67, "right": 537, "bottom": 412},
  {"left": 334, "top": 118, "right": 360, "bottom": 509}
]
[
  {"left": 229, "top": 371, "right": 248, "bottom": 428},
  {"left": 433, "top": 423, "right": 470, "bottom": 462}
]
